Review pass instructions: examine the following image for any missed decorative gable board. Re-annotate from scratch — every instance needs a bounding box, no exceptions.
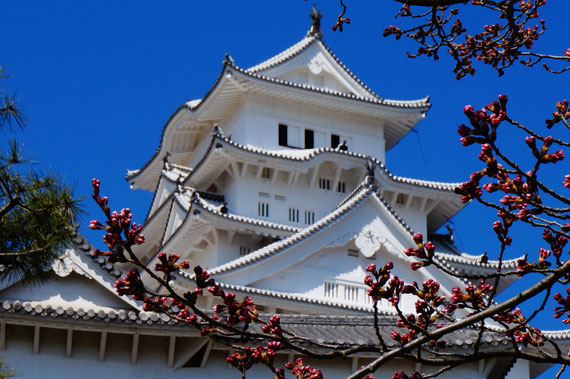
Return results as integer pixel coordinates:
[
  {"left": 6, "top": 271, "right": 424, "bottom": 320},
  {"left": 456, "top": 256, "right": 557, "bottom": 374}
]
[{"left": 250, "top": 41, "right": 376, "bottom": 99}]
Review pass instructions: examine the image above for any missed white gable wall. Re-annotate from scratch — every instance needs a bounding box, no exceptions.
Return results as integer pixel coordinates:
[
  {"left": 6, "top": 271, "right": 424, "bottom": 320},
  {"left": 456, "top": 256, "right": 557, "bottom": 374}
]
[
  {"left": 255, "top": 42, "right": 373, "bottom": 98},
  {"left": 215, "top": 194, "right": 467, "bottom": 312},
  {"left": 0, "top": 273, "right": 130, "bottom": 311}
]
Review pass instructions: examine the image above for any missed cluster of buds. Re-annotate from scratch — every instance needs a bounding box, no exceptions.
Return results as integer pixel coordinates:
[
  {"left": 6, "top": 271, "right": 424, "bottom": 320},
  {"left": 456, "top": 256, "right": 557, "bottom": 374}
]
[
  {"left": 226, "top": 342, "right": 282, "bottom": 374},
  {"left": 513, "top": 327, "right": 545, "bottom": 347},
  {"left": 155, "top": 252, "right": 190, "bottom": 275},
  {"left": 262, "top": 315, "right": 283, "bottom": 336},
  {"left": 404, "top": 233, "right": 435, "bottom": 270},
  {"left": 404, "top": 279, "right": 447, "bottom": 322},
  {"left": 543, "top": 229, "right": 568, "bottom": 260},
  {"left": 364, "top": 262, "right": 402, "bottom": 305},
  {"left": 332, "top": 17, "right": 350, "bottom": 32},
  {"left": 455, "top": 96, "right": 516, "bottom": 204},
  {"left": 401, "top": 280, "right": 444, "bottom": 305},
  {"left": 391, "top": 323, "right": 416, "bottom": 345},
  {"left": 91, "top": 178, "right": 108, "bottom": 212},
  {"left": 395, "top": 280, "right": 448, "bottom": 347},
  {"left": 545, "top": 99, "right": 569, "bottom": 129},
  {"left": 553, "top": 289, "right": 570, "bottom": 323},
  {"left": 493, "top": 308, "right": 525, "bottom": 324},
  {"left": 382, "top": 25, "right": 403, "bottom": 40},
  {"left": 526, "top": 135, "right": 565, "bottom": 164},
  {"left": 516, "top": 248, "right": 551, "bottom": 276},
  {"left": 450, "top": 281, "right": 493, "bottom": 310},
  {"left": 194, "top": 265, "right": 215, "bottom": 288},
  {"left": 392, "top": 371, "right": 424, "bottom": 379},
  {"left": 177, "top": 308, "right": 198, "bottom": 324},
  {"left": 209, "top": 287, "right": 258, "bottom": 327},
  {"left": 457, "top": 103, "right": 496, "bottom": 146},
  {"left": 115, "top": 268, "right": 146, "bottom": 301},
  {"left": 285, "top": 358, "right": 323, "bottom": 379},
  {"left": 453, "top": 2, "right": 545, "bottom": 77},
  {"left": 143, "top": 296, "right": 183, "bottom": 313},
  {"left": 492, "top": 211, "right": 514, "bottom": 245},
  {"left": 90, "top": 179, "right": 146, "bottom": 263}
]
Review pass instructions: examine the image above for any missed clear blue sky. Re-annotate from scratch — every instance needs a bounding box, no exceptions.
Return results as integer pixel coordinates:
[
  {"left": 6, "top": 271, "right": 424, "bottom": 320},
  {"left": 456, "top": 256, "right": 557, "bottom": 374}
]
[{"left": 2, "top": 2, "right": 569, "bottom": 375}]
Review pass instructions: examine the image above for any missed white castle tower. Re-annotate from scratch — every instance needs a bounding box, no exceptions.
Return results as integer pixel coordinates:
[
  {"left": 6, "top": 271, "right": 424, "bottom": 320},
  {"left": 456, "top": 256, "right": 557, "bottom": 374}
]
[{"left": 0, "top": 8, "right": 562, "bottom": 378}]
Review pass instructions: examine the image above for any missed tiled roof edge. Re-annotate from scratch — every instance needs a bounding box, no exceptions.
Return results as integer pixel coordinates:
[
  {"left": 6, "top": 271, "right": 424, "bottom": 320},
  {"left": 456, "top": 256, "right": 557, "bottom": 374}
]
[
  {"left": 231, "top": 62, "right": 430, "bottom": 110},
  {"left": 187, "top": 134, "right": 461, "bottom": 193},
  {"left": 246, "top": 36, "right": 318, "bottom": 73}
]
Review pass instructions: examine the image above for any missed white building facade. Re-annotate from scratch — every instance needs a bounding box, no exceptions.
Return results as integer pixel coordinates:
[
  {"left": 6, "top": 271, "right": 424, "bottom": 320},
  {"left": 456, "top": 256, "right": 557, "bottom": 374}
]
[{"left": 0, "top": 8, "right": 565, "bottom": 379}]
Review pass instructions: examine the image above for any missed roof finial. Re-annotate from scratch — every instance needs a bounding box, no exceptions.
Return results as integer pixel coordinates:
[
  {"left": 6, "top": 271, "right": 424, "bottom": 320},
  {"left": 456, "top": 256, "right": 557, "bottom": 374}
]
[
  {"left": 364, "top": 158, "right": 377, "bottom": 187},
  {"left": 307, "top": 4, "right": 323, "bottom": 39}
]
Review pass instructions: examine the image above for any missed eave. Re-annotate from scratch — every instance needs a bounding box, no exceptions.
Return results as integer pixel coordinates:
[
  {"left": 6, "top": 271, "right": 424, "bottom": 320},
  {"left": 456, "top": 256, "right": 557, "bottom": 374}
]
[{"left": 181, "top": 134, "right": 464, "bottom": 231}]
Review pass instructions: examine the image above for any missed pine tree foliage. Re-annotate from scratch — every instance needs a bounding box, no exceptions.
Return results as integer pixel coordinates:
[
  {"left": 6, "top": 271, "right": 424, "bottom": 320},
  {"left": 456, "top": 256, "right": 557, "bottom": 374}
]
[{"left": 0, "top": 67, "right": 81, "bottom": 280}]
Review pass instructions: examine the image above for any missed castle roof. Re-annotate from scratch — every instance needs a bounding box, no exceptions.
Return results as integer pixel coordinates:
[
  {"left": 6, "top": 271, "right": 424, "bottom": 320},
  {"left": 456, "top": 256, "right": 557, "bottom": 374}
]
[{"left": 127, "top": 32, "right": 431, "bottom": 192}]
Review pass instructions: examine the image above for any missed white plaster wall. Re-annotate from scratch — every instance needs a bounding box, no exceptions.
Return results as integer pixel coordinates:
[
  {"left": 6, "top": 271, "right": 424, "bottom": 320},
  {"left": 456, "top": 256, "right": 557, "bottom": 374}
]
[
  {"left": 224, "top": 95, "right": 386, "bottom": 161},
  {"left": 391, "top": 201, "right": 428, "bottom": 238},
  {"left": 505, "top": 358, "right": 530, "bottom": 379},
  {"left": 149, "top": 176, "right": 177, "bottom": 217},
  {"left": 224, "top": 168, "right": 359, "bottom": 228},
  {"left": 0, "top": 333, "right": 490, "bottom": 379}
]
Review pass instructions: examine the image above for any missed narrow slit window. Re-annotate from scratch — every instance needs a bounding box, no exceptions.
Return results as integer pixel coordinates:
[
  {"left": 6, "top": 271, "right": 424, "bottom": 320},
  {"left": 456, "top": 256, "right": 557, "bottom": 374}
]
[
  {"left": 304, "top": 210, "right": 315, "bottom": 224},
  {"left": 337, "top": 181, "right": 346, "bottom": 193},
  {"left": 305, "top": 129, "right": 314, "bottom": 149},
  {"left": 331, "top": 134, "right": 340, "bottom": 148},
  {"left": 278, "top": 124, "right": 288, "bottom": 146},
  {"left": 289, "top": 207, "right": 299, "bottom": 223}
]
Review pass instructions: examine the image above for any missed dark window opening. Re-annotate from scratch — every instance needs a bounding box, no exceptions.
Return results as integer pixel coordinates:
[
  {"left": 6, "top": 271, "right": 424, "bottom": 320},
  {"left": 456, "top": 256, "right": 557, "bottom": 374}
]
[
  {"left": 305, "top": 129, "right": 314, "bottom": 149},
  {"left": 183, "top": 342, "right": 209, "bottom": 367},
  {"left": 278, "top": 124, "right": 288, "bottom": 147},
  {"left": 319, "top": 178, "right": 331, "bottom": 190},
  {"left": 331, "top": 134, "right": 340, "bottom": 148}
]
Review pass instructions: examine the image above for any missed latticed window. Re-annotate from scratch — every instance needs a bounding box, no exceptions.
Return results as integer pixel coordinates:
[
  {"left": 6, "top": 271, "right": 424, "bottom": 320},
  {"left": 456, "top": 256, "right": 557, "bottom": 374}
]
[
  {"left": 261, "top": 167, "right": 272, "bottom": 179},
  {"left": 318, "top": 178, "right": 331, "bottom": 190},
  {"left": 239, "top": 246, "right": 252, "bottom": 256},
  {"left": 258, "top": 202, "right": 269, "bottom": 217},
  {"left": 304, "top": 210, "right": 315, "bottom": 224},
  {"left": 289, "top": 207, "right": 299, "bottom": 222}
]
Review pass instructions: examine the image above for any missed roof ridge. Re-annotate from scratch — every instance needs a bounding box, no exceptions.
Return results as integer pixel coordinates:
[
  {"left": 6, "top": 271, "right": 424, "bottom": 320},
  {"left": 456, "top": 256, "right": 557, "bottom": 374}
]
[{"left": 246, "top": 36, "right": 318, "bottom": 73}]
